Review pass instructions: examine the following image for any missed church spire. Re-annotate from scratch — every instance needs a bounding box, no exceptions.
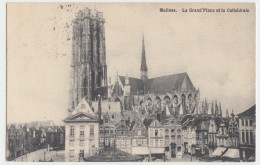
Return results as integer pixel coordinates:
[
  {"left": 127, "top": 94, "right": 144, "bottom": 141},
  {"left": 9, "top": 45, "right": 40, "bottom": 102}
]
[
  {"left": 140, "top": 34, "right": 148, "bottom": 84},
  {"left": 141, "top": 34, "right": 148, "bottom": 71}
]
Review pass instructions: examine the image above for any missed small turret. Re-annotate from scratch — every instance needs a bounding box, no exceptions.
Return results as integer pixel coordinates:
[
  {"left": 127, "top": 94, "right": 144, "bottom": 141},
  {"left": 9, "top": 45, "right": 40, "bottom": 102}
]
[
  {"left": 123, "top": 74, "right": 131, "bottom": 96},
  {"left": 231, "top": 109, "right": 235, "bottom": 121},
  {"left": 208, "top": 103, "right": 212, "bottom": 115},
  {"left": 166, "top": 105, "right": 171, "bottom": 116},
  {"left": 215, "top": 100, "right": 218, "bottom": 116},
  {"left": 107, "top": 77, "right": 112, "bottom": 101},
  {"left": 98, "top": 95, "right": 102, "bottom": 124},
  {"left": 226, "top": 109, "right": 229, "bottom": 118},
  {"left": 211, "top": 101, "right": 215, "bottom": 116},
  {"left": 219, "top": 102, "right": 222, "bottom": 117},
  {"left": 179, "top": 104, "right": 184, "bottom": 116}
]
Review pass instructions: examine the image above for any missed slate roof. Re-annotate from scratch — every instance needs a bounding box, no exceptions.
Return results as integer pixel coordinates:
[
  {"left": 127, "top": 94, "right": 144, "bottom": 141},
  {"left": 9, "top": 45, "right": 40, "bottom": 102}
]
[
  {"left": 237, "top": 105, "right": 256, "bottom": 117},
  {"left": 118, "top": 72, "right": 196, "bottom": 95},
  {"left": 85, "top": 148, "right": 143, "bottom": 162},
  {"left": 146, "top": 72, "right": 195, "bottom": 93},
  {"left": 119, "top": 76, "right": 144, "bottom": 94}
]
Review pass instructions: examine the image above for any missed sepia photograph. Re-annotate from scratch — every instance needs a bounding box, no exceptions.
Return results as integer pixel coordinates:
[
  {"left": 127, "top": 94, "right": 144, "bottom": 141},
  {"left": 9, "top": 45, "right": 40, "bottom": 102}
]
[{"left": 6, "top": 2, "right": 256, "bottom": 162}]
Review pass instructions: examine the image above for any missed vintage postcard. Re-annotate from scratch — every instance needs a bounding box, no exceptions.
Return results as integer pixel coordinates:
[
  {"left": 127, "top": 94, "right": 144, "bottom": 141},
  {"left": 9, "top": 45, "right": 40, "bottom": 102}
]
[{"left": 6, "top": 3, "right": 255, "bottom": 162}]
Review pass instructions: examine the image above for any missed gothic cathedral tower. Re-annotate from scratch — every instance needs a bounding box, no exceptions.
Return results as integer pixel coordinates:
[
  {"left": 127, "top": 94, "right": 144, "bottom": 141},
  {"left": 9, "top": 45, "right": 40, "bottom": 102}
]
[
  {"left": 140, "top": 35, "right": 148, "bottom": 92},
  {"left": 68, "top": 8, "right": 107, "bottom": 111}
]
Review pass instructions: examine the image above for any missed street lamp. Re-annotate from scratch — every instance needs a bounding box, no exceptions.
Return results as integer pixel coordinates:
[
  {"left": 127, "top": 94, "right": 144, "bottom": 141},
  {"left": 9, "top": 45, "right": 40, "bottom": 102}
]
[{"left": 43, "top": 151, "right": 46, "bottom": 162}]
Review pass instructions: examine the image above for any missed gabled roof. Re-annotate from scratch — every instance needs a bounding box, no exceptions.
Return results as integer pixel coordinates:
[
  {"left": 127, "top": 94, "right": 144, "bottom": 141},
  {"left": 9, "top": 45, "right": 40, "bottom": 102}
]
[
  {"left": 237, "top": 105, "right": 255, "bottom": 117},
  {"left": 180, "top": 114, "right": 197, "bottom": 127},
  {"left": 63, "top": 112, "right": 98, "bottom": 123},
  {"left": 146, "top": 72, "right": 195, "bottom": 93},
  {"left": 117, "top": 72, "right": 196, "bottom": 95},
  {"left": 64, "top": 98, "right": 98, "bottom": 123},
  {"left": 71, "top": 98, "right": 97, "bottom": 116},
  {"left": 131, "top": 118, "right": 146, "bottom": 131},
  {"left": 148, "top": 119, "right": 162, "bottom": 128},
  {"left": 116, "top": 120, "right": 130, "bottom": 130}
]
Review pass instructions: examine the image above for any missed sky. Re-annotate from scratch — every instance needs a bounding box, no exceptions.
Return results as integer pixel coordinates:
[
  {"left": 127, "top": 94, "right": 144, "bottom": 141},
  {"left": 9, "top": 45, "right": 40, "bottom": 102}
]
[{"left": 7, "top": 3, "right": 255, "bottom": 124}]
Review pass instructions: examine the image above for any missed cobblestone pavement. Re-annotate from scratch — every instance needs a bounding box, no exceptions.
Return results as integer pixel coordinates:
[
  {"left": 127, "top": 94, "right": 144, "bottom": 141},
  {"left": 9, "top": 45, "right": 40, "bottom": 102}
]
[{"left": 13, "top": 150, "right": 223, "bottom": 162}]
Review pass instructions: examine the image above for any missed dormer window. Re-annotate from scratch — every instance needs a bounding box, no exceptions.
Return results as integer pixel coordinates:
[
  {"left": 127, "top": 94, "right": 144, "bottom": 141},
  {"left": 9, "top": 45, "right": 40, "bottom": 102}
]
[{"left": 155, "top": 121, "right": 159, "bottom": 127}]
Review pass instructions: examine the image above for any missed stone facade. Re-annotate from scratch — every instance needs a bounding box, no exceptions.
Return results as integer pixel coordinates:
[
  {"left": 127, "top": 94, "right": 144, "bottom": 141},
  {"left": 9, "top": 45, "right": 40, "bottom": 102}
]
[
  {"left": 63, "top": 98, "right": 99, "bottom": 162},
  {"left": 115, "top": 120, "right": 131, "bottom": 153},
  {"left": 69, "top": 8, "right": 107, "bottom": 111},
  {"left": 237, "top": 105, "right": 255, "bottom": 161},
  {"left": 148, "top": 120, "right": 165, "bottom": 157}
]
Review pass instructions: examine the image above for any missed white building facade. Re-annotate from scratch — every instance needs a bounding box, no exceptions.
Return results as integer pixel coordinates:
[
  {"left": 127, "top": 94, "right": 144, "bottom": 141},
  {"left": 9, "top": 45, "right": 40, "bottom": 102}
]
[{"left": 64, "top": 98, "right": 99, "bottom": 162}]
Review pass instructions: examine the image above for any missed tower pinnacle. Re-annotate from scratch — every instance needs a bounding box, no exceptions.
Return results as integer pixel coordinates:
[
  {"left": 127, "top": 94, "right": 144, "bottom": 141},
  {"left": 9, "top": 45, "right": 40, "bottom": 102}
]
[{"left": 141, "top": 34, "right": 148, "bottom": 71}]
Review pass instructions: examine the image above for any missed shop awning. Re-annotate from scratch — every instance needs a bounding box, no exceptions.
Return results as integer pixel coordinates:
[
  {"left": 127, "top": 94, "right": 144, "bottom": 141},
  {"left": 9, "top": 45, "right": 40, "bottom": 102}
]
[
  {"left": 222, "top": 148, "right": 240, "bottom": 159},
  {"left": 150, "top": 148, "right": 165, "bottom": 154},
  {"left": 210, "top": 147, "right": 227, "bottom": 157},
  {"left": 131, "top": 147, "right": 150, "bottom": 155}
]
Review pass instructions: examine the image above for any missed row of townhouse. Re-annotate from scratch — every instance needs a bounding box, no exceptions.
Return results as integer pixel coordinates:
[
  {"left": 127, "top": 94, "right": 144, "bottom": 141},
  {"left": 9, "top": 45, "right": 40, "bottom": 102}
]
[
  {"left": 64, "top": 97, "right": 255, "bottom": 162},
  {"left": 180, "top": 105, "right": 255, "bottom": 161},
  {"left": 181, "top": 114, "right": 240, "bottom": 157},
  {"left": 208, "top": 105, "right": 255, "bottom": 161},
  {"left": 110, "top": 114, "right": 185, "bottom": 159},
  {"left": 6, "top": 122, "right": 65, "bottom": 160}
]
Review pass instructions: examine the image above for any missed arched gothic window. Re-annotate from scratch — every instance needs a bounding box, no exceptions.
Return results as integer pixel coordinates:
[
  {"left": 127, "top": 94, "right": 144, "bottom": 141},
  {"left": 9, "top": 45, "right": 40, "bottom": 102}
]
[
  {"left": 188, "top": 94, "right": 192, "bottom": 101},
  {"left": 181, "top": 94, "right": 186, "bottom": 106},
  {"left": 173, "top": 95, "right": 178, "bottom": 104}
]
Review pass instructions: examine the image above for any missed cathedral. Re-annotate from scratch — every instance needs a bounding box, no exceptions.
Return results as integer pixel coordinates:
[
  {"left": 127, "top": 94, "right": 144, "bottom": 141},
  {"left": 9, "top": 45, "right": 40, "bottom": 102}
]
[
  {"left": 67, "top": 7, "right": 200, "bottom": 116},
  {"left": 68, "top": 8, "right": 107, "bottom": 112},
  {"left": 95, "top": 35, "right": 201, "bottom": 116}
]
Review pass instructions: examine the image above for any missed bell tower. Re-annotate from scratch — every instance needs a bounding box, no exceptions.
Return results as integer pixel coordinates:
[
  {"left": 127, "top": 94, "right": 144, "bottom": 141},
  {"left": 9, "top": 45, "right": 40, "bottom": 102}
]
[{"left": 68, "top": 8, "right": 107, "bottom": 112}]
